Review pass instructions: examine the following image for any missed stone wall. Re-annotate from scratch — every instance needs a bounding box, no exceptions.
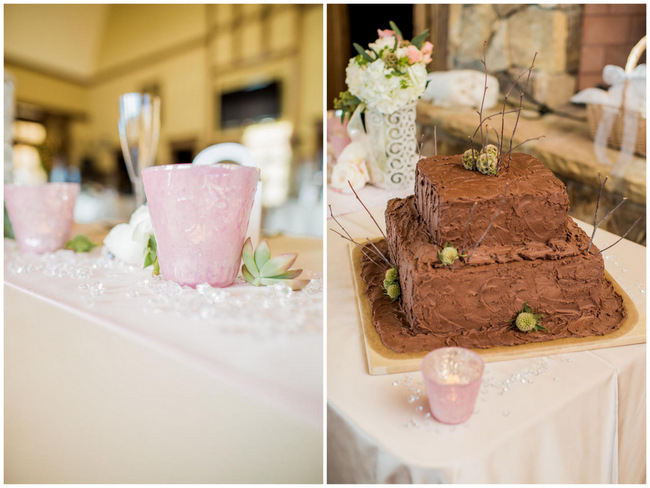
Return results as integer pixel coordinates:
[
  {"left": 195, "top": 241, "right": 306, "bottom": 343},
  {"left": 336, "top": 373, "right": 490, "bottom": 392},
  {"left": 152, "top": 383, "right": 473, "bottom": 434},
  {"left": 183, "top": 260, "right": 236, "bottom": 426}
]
[{"left": 447, "top": 4, "right": 582, "bottom": 109}]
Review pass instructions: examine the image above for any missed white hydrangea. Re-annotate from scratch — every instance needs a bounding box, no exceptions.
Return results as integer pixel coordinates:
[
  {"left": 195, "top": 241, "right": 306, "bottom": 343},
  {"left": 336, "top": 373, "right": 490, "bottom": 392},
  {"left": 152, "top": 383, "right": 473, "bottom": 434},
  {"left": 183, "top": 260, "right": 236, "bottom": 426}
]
[{"left": 344, "top": 42, "right": 429, "bottom": 115}]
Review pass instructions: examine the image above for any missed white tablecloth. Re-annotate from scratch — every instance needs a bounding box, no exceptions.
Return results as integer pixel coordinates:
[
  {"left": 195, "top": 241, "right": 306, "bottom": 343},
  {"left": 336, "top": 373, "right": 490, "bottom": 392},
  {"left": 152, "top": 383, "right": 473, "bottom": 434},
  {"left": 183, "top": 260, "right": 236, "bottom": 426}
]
[
  {"left": 5, "top": 236, "right": 323, "bottom": 483},
  {"left": 327, "top": 205, "right": 646, "bottom": 484}
]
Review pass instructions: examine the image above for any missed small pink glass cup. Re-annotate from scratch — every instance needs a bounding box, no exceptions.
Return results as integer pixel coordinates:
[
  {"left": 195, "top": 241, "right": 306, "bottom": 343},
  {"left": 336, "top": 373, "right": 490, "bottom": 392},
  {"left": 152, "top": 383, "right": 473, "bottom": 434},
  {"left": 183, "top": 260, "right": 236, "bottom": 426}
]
[
  {"left": 421, "top": 347, "right": 484, "bottom": 425},
  {"left": 5, "top": 182, "right": 80, "bottom": 254},
  {"left": 142, "top": 163, "right": 259, "bottom": 288}
]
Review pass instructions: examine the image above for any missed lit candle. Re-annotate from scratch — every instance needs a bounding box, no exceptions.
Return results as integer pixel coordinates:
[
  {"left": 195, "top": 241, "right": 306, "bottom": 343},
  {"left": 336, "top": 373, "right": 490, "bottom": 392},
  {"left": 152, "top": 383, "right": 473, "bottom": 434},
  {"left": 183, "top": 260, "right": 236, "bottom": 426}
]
[{"left": 421, "top": 347, "right": 484, "bottom": 424}]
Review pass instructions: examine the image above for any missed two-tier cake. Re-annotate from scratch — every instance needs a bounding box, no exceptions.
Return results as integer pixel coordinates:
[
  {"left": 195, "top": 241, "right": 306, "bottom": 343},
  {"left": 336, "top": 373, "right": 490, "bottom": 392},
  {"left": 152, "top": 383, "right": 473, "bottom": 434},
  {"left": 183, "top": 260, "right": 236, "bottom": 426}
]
[{"left": 360, "top": 152, "right": 627, "bottom": 353}]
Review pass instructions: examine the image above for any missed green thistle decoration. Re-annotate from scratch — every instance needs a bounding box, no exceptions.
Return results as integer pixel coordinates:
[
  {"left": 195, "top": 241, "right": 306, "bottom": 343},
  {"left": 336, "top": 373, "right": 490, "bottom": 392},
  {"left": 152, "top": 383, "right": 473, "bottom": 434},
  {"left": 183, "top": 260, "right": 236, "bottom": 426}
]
[
  {"left": 476, "top": 152, "right": 498, "bottom": 175},
  {"left": 438, "top": 243, "right": 465, "bottom": 266},
  {"left": 382, "top": 266, "right": 400, "bottom": 302},
  {"left": 241, "top": 237, "right": 309, "bottom": 291},
  {"left": 462, "top": 148, "right": 478, "bottom": 171},
  {"left": 510, "top": 303, "right": 547, "bottom": 333}
]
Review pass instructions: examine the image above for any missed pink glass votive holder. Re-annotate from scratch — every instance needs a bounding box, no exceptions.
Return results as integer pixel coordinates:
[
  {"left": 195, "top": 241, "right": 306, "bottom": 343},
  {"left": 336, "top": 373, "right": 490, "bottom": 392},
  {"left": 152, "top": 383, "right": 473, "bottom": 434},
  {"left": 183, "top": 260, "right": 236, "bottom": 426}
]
[
  {"left": 142, "top": 163, "right": 259, "bottom": 288},
  {"left": 421, "top": 347, "right": 484, "bottom": 425},
  {"left": 5, "top": 182, "right": 80, "bottom": 254},
  {"left": 327, "top": 110, "right": 351, "bottom": 159}
]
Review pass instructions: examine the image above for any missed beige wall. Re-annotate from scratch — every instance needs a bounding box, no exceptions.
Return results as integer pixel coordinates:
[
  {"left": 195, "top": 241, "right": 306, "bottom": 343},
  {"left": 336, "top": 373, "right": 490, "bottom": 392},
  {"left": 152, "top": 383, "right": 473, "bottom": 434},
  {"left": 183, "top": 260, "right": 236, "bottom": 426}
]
[{"left": 5, "top": 4, "right": 323, "bottom": 177}]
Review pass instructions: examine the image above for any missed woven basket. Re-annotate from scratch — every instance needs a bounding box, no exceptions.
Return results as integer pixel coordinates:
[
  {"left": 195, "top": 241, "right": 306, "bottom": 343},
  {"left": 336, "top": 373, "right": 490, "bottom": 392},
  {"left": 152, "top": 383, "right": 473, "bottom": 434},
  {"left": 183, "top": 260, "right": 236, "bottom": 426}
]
[{"left": 585, "top": 36, "right": 646, "bottom": 157}]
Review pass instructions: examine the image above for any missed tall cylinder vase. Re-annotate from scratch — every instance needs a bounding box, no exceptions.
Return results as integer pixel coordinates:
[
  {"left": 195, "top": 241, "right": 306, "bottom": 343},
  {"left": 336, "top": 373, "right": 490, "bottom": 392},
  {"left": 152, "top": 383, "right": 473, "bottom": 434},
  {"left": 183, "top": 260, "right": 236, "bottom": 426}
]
[{"left": 365, "top": 103, "right": 419, "bottom": 189}]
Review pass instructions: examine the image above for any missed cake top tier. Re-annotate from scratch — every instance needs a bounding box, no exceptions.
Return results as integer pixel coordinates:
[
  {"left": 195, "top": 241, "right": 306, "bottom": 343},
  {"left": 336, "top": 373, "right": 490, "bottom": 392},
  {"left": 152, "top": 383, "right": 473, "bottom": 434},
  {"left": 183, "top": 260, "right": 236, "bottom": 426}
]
[{"left": 414, "top": 152, "right": 570, "bottom": 249}]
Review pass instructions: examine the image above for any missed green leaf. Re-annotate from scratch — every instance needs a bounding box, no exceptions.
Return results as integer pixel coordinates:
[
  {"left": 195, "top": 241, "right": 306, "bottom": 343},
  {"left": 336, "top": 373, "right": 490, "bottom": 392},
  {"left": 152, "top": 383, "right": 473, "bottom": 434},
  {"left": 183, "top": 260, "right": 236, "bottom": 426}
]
[
  {"left": 260, "top": 253, "right": 297, "bottom": 277},
  {"left": 269, "top": 268, "right": 303, "bottom": 280},
  {"left": 144, "top": 252, "right": 154, "bottom": 269},
  {"left": 393, "top": 34, "right": 398, "bottom": 51},
  {"left": 411, "top": 29, "right": 429, "bottom": 49},
  {"left": 152, "top": 257, "right": 159, "bottom": 276},
  {"left": 65, "top": 234, "right": 98, "bottom": 253},
  {"left": 389, "top": 21, "right": 403, "bottom": 40},
  {"left": 259, "top": 277, "right": 310, "bottom": 291},
  {"left": 254, "top": 239, "right": 272, "bottom": 269},
  {"left": 147, "top": 234, "right": 157, "bottom": 252},
  {"left": 353, "top": 43, "right": 374, "bottom": 63},
  {"left": 241, "top": 237, "right": 258, "bottom": 276},
  {"left": 242, "top": 264, "right": 257, "bottom": 286},
  {"left": 4, "top": 205, "right": 14, "bottom": 239}
]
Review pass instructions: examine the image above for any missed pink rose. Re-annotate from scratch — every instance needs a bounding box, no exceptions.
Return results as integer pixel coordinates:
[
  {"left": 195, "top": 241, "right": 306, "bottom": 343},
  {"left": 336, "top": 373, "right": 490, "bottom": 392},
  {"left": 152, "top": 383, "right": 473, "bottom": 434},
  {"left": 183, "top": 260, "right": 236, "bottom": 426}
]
[
  {"left": 377, "top": 28, "right": 396, "bottom": 38},
  {"left": 406, "top": 45, "right": 423, "bottom": 64},
  {"left": 422, "top": 41, "right": 434, "bottom": 55}
]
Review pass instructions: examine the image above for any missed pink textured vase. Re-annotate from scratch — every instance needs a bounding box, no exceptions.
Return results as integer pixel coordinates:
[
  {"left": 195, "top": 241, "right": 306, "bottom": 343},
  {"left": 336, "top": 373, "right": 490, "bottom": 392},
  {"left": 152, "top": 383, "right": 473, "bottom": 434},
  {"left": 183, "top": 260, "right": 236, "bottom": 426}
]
[
  {"left": 143, "top": 164, "right": 260, "bottom": 288},
  {"left": 5, "top": 182, "right": 80, "bottom": 254},
  {"left": 421, "top": 347, "right": 484, "bottom": 425}
]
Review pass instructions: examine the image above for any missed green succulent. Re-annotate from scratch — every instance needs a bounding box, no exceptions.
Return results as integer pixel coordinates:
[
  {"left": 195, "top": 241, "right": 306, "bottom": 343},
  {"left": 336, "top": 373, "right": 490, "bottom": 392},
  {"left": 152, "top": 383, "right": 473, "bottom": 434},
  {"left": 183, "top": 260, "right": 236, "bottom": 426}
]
[
  {"left": 65, "top": 234, "right": 98, "bottom": 253},
  {"left": 509, "top": 303, "right": 547, "bottom": 333},
  {"left": 462, "top": 148, "right": 478, "bottom": 171},
  {"left": 241, "top": 237, "right": 309, "bottom": 291},
  {"left": 438, "top": 243, "right": 465, "bottom": 266}
]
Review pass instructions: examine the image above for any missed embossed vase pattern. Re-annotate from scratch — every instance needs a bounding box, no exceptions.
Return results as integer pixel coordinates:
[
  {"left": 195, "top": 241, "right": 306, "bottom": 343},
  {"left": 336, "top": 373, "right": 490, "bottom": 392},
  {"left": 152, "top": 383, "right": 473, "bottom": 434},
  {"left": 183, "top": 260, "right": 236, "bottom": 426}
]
[
  {"left": 365, "top": 103, "right": 419, "bottom": 189},
  {"left": 143, "top": 164, "right": 259, "bottom": 288},
  {"left": 5, "top": 182, "right": 80, "bottom": 254}
]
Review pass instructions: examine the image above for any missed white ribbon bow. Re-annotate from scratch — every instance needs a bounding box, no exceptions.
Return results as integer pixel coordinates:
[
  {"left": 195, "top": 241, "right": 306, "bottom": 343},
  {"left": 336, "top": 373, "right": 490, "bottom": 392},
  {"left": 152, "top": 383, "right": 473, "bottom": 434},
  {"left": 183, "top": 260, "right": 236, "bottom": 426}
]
[{"left": 594, "top": 64, "right": 645, "bottom": 174}]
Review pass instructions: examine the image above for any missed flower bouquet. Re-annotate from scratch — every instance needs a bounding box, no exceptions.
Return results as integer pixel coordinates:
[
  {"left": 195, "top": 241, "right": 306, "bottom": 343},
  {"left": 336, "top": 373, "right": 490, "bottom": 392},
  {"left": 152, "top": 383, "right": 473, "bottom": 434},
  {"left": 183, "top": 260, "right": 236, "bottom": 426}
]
[{"left": 334, "top": 22, "right": 432, "bottom": 189}]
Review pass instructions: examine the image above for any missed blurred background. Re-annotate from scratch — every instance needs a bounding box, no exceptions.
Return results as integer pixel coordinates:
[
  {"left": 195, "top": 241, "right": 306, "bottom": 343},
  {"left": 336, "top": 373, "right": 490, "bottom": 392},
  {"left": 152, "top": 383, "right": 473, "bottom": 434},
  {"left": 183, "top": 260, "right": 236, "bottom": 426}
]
[
  {"left": 327, "top": 4, "right": 646, "bottom": 245},
  {"left": 5, "top": 4, "right": 323, "bottom": 237}
]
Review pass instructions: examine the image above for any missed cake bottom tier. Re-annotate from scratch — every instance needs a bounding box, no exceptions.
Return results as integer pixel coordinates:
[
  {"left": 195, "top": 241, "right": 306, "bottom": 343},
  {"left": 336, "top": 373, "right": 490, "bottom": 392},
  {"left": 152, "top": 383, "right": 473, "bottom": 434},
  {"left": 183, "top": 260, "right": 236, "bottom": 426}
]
[{"left": 361, "top": 240, "right": 627, "bottom": 353}]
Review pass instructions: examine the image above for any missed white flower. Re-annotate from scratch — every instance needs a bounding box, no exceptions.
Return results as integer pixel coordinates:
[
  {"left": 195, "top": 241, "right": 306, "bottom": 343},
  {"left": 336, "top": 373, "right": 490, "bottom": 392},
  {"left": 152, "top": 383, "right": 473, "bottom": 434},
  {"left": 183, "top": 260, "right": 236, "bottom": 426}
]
[
  {"left": 330, "top": 142, "right": 370, "bottom": 194},
  {"left": 345, "top": 56, "right": 429, "bottom": 114},
  {"left": 369, "top": 36, "right": 396, "bottom": 53},
  {"left": 103, "top": 204, "right": 154, "bottom": 265}
]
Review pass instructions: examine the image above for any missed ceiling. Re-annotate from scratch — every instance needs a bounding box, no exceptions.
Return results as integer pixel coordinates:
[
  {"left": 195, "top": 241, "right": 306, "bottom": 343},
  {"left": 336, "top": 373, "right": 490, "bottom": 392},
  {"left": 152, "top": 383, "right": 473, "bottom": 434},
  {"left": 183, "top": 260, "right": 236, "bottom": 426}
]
[{"left": 5, "top": 4, "right": 110, "bottom": 82}]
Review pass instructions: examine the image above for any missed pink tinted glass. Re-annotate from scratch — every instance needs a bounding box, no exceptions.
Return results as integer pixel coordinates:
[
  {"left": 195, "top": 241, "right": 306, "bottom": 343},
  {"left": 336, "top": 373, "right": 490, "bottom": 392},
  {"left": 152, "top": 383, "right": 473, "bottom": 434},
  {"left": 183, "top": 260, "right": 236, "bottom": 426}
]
[
  {"left": 421, "top": 347, "right": 484, "bottom": 424},
  {"left": 143, "top": 164, "right": 259, "bottom": 288},
  {"left": 5, "top": 183, "right": 80, "bottom": 254}
]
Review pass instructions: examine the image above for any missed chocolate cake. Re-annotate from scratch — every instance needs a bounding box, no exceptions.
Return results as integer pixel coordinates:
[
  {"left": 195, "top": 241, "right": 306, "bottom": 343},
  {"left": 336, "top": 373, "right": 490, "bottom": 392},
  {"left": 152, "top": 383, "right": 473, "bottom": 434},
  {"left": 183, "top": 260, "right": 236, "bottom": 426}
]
[{"left": 360, "top": 153, "right": 627, "bottom": 353}]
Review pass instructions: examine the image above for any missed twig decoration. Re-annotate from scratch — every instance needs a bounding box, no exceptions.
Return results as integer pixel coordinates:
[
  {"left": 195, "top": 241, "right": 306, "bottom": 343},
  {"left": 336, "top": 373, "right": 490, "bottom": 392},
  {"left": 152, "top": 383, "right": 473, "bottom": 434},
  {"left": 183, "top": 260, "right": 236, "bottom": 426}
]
[
  {"left": 587, "top": 173, "right": 607, "bottom": 252},
  {"left": 503, "top": 52, "right": 537, "bottom": 170},
  {"left": 433, "top": 126, "right": 438, "bottom": 156},
  {"left": 329, "top": 210, "right": 382, "bottom": 267},
  {"left": 347, "top": 181, "right": 396, "bottom": 264},
  {"left": 596, "top": 215, "right": 644, "bottom": 255},
  {"left": 467, "top": 184, "right": 509, "bottom": 263}
]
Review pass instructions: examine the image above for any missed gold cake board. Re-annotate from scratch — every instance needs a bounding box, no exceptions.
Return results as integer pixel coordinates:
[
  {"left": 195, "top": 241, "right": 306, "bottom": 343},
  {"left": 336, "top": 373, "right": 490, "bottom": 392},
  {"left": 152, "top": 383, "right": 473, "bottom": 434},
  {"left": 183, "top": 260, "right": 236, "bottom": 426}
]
[{"left": 349, "top": 243, "right": 644, "bottom": 376}]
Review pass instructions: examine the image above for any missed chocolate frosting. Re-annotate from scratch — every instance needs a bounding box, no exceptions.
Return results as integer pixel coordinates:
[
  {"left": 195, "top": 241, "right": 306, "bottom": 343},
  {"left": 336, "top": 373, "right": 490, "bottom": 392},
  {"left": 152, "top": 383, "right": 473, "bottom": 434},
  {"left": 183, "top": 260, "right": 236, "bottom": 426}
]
[
  {"left": 415, "top": 153, "right": 570, "bottom": 249},
  {"left": 359, "top": 152, "right": 626, "bottom": 353}
]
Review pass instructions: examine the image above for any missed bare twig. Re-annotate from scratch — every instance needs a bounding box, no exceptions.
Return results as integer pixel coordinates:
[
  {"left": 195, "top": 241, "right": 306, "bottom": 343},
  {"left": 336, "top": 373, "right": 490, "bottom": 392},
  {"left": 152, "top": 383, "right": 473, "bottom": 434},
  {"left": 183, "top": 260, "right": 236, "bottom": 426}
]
[
  {"left": 365, "top": 238, "right": 394, "bottom": 268},
  {"left": 347, "top": 181, "right": 396, "bottom": 264},
  {"left": 477, "top": 42, "right": 488, "bottom": 151},
  {"left": 467, "top": 184, "right": 509, "bottom": 262},
  {"left": 587, "top": 173, "right": 607, "bottom": 252},
  {"left": 433, "top": 126, "right": 438, "bottom": 156},
  {"left": 329, "top": 227, "right": 381, "bottom": 267},
  {"left": 596, "top": 215, "right": 644, "bottom": 255},
  {"left": 507, "top": 135, "right": 546, "bottom": 153},
  {"left": 418, "top": 132, "right": 425, "bottom": 160},
  {"left": 469, "top": 109, "right": 521, "bottom": 145},
  {"left": 504, "top": 52, "right": 537, "bottom": 169},
  {"left": 461, "top": 202, "right": 478, "bottom": 254},
  {"left": 597, "top": 197, "right": 627, "bottom": 228}
]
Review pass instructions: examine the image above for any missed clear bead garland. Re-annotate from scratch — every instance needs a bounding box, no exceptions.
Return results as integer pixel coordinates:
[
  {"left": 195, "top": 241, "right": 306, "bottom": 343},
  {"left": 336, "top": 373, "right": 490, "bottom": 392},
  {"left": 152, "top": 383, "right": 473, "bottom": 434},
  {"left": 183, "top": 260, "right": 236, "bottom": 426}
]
[{"left": 5, "top": 239, "right": 323, "bottom": 337}]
